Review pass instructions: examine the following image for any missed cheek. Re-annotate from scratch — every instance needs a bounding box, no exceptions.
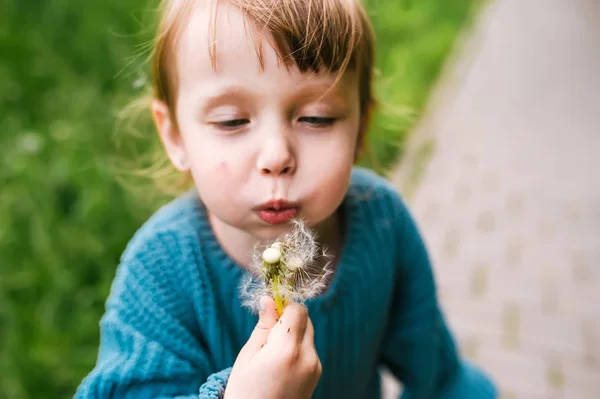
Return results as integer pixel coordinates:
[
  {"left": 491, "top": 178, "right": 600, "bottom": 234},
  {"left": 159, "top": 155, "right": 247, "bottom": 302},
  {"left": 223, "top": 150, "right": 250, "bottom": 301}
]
[
  {"left": 210, "top": 160, "right": 232, "bottom": 185},
  {"left": 318, "top": 167, "right": 351, "bottom": 203},
  {"left": 195, "top": 157, "right": 241, "bottom": 193},
  {"left": 190, "top": 157, "right": 250, "bottom": 225},
  {"left": 305, "top": 161, "right": 352, "bottom": 224},
  {"left": 191, "top": 159, "right": 226, "bottom": 199},
  {"left": 186, "top": 133, "right": 244, "bottom": 182},
  {"left": 188, "top": 139, "right": 257, "bottom": 217},
  {"left": 299, "top": 131, "right": 356, "bottom": 213},
  {"left": 187, "top": 140, "right": 239, "bottom": 201},
  {"left": 303, "top": 122, "right": 358, "bottom": 175}
]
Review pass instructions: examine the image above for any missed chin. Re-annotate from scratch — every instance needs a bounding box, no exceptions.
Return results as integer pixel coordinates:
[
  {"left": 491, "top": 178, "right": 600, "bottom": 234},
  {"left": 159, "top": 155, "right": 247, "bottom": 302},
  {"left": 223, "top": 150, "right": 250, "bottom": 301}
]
[{"left": 248, "top": 224, "right": 292, "bottom": 241}]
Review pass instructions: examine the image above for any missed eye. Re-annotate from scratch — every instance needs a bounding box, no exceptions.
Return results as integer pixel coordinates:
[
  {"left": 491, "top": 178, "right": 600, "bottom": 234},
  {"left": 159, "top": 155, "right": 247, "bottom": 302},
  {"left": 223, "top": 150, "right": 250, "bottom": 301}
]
[
  {"left": 213, "top": 119, "right": 250, "bottom": 130},
  {"left": 298, "top": 116, "right": 337, "bottom": 127}
]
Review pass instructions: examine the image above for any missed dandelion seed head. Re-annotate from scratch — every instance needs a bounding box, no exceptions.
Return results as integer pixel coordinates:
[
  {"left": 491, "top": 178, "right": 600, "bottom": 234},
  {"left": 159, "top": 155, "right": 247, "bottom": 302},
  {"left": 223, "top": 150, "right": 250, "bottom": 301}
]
[{"left": 240, "top": 218, "right": 333, "bottom": 313}]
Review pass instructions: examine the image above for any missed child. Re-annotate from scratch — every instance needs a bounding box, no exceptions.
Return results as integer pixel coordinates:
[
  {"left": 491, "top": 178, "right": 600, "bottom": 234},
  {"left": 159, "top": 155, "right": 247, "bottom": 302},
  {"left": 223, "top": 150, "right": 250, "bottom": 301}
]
[{"left": 77, "top": 0, "right": 497, "bottom": 398}]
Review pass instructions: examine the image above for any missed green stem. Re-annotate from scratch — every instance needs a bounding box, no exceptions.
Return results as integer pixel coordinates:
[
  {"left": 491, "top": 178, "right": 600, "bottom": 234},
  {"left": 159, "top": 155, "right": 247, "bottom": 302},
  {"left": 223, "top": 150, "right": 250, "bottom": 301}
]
[{"left": 273, "top": 275, "right": 284, "bottom": 317}]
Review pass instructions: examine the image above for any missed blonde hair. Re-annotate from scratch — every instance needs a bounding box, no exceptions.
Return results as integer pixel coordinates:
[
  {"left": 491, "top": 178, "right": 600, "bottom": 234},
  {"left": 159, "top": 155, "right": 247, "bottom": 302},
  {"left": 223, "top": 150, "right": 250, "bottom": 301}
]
[{"left": 118, "top": 0, "right": 377, "bottom": 198}]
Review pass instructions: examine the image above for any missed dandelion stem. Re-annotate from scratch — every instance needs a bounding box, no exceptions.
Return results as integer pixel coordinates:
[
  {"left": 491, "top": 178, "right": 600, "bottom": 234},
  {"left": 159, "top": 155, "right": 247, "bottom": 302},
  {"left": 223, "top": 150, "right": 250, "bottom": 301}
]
[{"left": 273, "top": 275, "right": 284, "bottom": 317}]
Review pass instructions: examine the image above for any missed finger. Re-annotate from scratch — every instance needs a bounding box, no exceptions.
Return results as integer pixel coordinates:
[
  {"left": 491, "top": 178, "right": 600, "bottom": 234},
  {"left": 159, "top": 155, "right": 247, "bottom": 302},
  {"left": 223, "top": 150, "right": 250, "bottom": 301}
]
[
  {"left": 268, "top": 301, "right": 308, "bottom": 345},
  {"left": 241, "top": 296, "right": 279, "bottom": 357},
  {"left": 302, "top": 314, "right": 315, "bottom": 348}
]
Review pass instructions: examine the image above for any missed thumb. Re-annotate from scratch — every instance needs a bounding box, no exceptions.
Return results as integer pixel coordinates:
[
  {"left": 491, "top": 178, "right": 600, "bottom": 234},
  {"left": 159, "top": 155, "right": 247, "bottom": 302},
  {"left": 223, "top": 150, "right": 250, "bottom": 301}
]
[{"left": 241, "top": 296, "right": 279, "bottom": 357}]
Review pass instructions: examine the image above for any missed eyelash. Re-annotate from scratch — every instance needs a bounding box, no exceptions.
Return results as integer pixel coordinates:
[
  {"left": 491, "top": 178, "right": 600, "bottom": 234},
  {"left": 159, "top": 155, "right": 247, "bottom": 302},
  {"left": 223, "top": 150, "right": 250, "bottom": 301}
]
[
  {"left": 214, "top": 117, "right": 336, "bottom": 131},
  {"left": 215, "top": 119, "right": 249, "bottom": 129},
  {"left": 298, "top": 116, "right": 337, "bottom": 127}
]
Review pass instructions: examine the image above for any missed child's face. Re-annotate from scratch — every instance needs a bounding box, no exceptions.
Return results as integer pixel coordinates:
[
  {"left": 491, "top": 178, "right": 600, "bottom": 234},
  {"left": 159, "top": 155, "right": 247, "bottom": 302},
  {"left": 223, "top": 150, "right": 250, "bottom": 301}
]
[{"left": 154, "top": 2, "right": 361, "bottom": 240}]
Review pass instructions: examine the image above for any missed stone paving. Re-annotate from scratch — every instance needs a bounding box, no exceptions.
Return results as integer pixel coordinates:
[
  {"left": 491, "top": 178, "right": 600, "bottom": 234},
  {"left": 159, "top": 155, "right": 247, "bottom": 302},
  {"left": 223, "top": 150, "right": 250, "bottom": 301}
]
[{"left": 385, "top": 0, "right": 600, "bottom": 397}]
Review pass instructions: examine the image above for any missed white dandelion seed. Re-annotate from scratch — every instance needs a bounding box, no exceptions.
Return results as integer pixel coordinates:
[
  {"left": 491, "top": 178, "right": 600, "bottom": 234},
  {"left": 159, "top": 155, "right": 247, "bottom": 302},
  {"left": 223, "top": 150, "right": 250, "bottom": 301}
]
[
  {"left": 285, "top": 256, "right": 303, "bottom": 270},
  {"left": 262, "top": 247, "right": 282, "bottom": 263}
]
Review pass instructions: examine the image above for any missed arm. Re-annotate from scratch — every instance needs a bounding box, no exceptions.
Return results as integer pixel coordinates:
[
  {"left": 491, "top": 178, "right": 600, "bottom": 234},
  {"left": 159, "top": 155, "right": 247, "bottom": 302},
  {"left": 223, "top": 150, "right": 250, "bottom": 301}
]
[
  {"left": 75, "top": 255, "right": 230, "bottom": 399},
  {"left": 379, "top": 198, "right": 497, "bottom": 398}
]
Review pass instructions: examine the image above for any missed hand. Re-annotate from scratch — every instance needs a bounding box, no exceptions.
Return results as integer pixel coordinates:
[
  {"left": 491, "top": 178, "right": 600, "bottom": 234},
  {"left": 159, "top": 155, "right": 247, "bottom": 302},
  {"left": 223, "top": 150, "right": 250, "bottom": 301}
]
[{"left": 224, "top": 297, "right": 322, "bottom": 399}]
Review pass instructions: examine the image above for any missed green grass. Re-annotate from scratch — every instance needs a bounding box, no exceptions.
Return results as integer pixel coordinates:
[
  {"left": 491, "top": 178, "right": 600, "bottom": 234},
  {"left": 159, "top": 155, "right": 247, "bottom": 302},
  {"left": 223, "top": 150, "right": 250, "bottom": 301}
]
[
  {"left": 0, "top": 0, "right": 480, "bottom": 397},
  {"left": 362, "top": 0, "right": 479, "bottom": 172}
]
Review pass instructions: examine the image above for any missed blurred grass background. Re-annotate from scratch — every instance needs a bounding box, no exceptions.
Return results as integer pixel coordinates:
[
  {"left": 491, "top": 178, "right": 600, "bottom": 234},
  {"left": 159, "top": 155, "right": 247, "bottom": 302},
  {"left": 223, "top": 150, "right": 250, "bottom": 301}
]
[{"left": 0, "top": 0, "right": 480, "bottom": 397}]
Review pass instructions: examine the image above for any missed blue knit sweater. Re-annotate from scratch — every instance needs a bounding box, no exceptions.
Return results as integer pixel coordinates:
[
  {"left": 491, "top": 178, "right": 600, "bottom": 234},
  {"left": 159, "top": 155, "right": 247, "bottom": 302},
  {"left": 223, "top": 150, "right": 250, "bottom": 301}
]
[{"left": 76, "top": 167, "right": 496, "bottom": 398}]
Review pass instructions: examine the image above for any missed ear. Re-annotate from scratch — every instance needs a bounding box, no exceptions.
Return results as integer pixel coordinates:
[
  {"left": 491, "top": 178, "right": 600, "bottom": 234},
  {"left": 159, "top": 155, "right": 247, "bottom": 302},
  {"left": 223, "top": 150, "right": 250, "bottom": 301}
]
[{"left": 151, "top": 99, "right": 189, "bottom": 172}]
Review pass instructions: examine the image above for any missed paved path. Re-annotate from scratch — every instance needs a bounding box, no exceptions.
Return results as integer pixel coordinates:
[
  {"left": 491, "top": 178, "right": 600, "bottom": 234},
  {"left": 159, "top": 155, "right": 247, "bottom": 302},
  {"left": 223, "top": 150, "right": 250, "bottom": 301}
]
[{"left": 386, "top": 0, "right": 600, "bottom": 397}]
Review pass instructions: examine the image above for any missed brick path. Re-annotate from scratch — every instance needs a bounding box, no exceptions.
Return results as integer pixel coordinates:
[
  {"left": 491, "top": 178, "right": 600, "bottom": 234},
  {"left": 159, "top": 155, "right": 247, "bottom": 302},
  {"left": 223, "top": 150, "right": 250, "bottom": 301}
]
[{"left": 385, "top": 0, "right": 600, "bottom": 397}]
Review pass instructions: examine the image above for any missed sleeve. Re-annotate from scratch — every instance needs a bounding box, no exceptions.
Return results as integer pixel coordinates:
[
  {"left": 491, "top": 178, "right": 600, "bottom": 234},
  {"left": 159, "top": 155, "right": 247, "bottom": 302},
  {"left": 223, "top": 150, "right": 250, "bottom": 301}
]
[
  {"left": 379, "top": 197, "right": 497, "bottom": 399},
  {"left": 75, "top": 253, "right": 231, "bottom": 399}
]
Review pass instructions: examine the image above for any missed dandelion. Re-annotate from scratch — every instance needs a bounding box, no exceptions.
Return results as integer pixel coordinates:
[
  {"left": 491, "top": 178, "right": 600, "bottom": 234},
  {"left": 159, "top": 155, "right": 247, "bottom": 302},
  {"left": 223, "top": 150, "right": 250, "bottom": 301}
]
[{"left": 240, "top": 219, "right": 333, "bottom": 316}]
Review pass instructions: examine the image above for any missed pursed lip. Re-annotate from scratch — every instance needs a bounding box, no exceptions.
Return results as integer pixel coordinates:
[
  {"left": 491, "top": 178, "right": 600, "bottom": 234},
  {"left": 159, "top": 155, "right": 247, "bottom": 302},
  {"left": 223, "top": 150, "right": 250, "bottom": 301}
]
[
  {"left": 253, "top": 200, "right": 299, "bottom": 224},
  {"left": 253, "top": 200, "right": 298, "bottom": 211}
]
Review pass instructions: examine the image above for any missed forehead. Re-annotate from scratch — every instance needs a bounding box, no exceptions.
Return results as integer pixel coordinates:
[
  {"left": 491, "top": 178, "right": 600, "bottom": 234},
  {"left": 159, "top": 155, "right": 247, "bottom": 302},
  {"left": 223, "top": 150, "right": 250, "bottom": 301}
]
[
  {"left": 176, "top": 1, "right": 280, "bottom": 83},
  {"left": 173, "top": 0, "right": 358, "bottom": 96}
]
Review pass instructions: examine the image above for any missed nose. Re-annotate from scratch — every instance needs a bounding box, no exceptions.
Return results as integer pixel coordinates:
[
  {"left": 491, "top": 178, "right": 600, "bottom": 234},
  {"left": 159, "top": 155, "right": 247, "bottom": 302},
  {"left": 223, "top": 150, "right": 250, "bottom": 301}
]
[{"left": 256, "top": 129, "right": 296, "bottom": 177}]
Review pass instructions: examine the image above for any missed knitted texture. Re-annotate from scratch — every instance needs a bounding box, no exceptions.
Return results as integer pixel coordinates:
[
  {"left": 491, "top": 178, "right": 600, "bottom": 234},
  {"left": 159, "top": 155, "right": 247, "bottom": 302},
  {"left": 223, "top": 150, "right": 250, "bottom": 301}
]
[{"left": 76, "top": 167, "right": 497, "bottom": 398}]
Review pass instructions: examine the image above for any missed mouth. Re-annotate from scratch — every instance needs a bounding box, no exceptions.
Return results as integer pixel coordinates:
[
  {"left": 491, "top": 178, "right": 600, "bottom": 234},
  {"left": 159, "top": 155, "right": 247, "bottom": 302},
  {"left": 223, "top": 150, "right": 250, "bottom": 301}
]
[{"left": 254, "top": 200, "right": 299, "bottom": 224}]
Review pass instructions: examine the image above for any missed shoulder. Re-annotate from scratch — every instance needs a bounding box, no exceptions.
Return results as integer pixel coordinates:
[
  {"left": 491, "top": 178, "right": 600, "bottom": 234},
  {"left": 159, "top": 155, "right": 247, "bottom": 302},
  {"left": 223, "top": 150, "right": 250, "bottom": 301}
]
[
  {"left": 349, "top": 166, "right": 396, "bottom": 193},
  {"left": 110, "top": 190, "right": 208, "bottom": 305},
  {"left": 347, "top": 167, "right": 425, "bottom": 264},
  {"left": 121, "top": 189, "right": 203, "bottom": 264},
  {"left": 348, "top": 166, "right": 413, "bottom": 224},
  {"left": 97, "top": 192, "right": 214, "bottom": 358}
]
